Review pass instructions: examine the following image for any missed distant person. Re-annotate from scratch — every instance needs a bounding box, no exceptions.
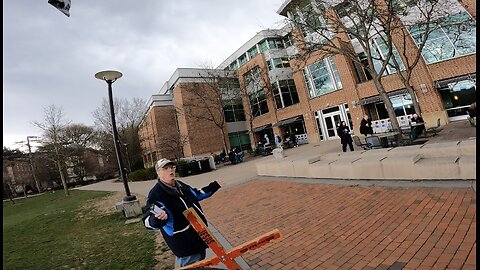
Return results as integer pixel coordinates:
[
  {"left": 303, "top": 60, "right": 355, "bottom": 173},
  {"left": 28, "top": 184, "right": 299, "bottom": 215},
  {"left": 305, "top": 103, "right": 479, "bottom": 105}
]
[
  {"left": 468, "top": 102, "right": 476, "bottom": 126},
  {"left": 337, "top": 121, "right": 354, "bottom": 152},
  {"left": 219, "top": 149, "right": 227, "bottom": 163},
  {"left": 263, "top": 134, "right": 271, "bottom": 147},
  {"left": 360, "top": 115, "right": 373, "bottom": 136},
  {"left": 234, "top": 147, "right": 244, "bottom": 163},
  {"left": 410, "top": 113, "right": 425, "bottom": 140},
  {"left": 274, "top": 134, "right": 282, "bottom": 148},
  {"left": 143, "top": 158, "right": 225, "bottom": 267},
  {"left": 289, "top": 133, "right": 297, "bottom": 148},
  {"left": 228, "top": 148, "right": 237, "bottom": 164}
]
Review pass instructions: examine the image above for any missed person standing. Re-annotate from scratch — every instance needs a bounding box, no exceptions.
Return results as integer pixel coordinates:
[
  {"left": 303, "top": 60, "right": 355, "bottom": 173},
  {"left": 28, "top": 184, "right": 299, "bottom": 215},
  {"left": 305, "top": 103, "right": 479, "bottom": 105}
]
[
  {"left": 143, "top": 158, "right": 225, "bottom": 267},
  {"left": 337, "top": 121, "right": 354, "bottom": 152},
  {"left": 274, "top": 134, "right": 282, "bottom": 148},
  {"left": 360, "top": 114, "right": 373, "bottom": 136},
  {"left": 410, "top": 113, "right": 425, "bottom": 140}
]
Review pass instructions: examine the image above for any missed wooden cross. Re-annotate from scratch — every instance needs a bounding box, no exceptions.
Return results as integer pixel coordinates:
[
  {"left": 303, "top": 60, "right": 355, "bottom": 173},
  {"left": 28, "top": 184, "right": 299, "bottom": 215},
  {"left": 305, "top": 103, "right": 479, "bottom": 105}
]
[{"left": 176, "top": 208, "right": 281, "bottom": 270}]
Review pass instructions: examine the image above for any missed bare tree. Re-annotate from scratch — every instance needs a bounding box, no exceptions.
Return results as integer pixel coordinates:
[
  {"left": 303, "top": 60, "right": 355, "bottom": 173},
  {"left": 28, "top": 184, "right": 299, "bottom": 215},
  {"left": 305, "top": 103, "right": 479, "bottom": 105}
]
[
  {"left": 180, "top": 67, "right": 239, "bottom": 152},
  {"left": 92, "top": 97, "right": 146, "bottom": 171},
  {"left": 284, "top": 0, "right": 464, "bottom": 132},
  {"left": 236, "top": 65, "right": 276, "bottom": 148},
  {"left": 61, "top": 124, "right": 96, "bottom": 181},
  {"left": 32, "top": 104, "right": 70, "bottom": 196},
  {"left": 381, "top": 0, "right": 469, "bottom": 115}
]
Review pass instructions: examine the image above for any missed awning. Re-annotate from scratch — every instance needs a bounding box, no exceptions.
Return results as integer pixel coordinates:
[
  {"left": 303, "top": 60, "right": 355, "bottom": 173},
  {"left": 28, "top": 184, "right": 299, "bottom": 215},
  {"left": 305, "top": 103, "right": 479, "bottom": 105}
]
[
  {"left": 272, "top": 116, "right": 301, "bottom": 127},
  {"left": 252, "top": 124, "right": 271, "bottom": 133},
  {"left": 358, "top": 89, "right": 409, "bottom": 106}
]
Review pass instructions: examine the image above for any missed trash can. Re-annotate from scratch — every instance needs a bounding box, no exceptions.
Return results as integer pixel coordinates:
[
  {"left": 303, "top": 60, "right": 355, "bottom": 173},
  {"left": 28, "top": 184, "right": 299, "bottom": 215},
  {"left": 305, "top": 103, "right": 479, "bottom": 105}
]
[
  {"left": 177, "top": 162, "right": 190, "bottom": 177},
  {"left": 189, "top": 160, "right": 201, "bottom": 175},
  {"left": 199, "top": 158, "right": 211, "bottom": 173}
]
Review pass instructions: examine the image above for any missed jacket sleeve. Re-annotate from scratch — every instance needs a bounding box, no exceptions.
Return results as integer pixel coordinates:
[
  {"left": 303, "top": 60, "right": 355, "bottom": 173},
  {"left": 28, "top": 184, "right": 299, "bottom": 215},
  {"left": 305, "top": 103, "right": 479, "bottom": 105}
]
[
  {"left": 188, "top": 181, "right": 221, "bottom": 201},
  {"left": 142, "top": 199, "right": 167, "bottom": 231}
]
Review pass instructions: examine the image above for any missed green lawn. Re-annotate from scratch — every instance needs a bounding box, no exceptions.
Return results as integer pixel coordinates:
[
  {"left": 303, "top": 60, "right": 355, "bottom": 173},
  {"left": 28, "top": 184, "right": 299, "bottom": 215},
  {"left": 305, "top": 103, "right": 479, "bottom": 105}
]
[{"left": 3, "top": 190, "right": 167, "bottom": 270}]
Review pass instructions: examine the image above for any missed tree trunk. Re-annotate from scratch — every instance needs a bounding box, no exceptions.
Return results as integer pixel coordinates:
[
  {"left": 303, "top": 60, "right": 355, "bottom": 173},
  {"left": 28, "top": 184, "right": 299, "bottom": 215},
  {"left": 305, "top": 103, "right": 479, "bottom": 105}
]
[
  {"left": 373, "top": 79, "right": 400, "bottom": 132},
  {"left": 220, "top": 128, "right": 228, "bottom": 152},
  {"left": 57, "top": 160, "right": 70, "bottom": 196},
  {"left": 405, "top": 84, "right": 422, "bottom": 115}
]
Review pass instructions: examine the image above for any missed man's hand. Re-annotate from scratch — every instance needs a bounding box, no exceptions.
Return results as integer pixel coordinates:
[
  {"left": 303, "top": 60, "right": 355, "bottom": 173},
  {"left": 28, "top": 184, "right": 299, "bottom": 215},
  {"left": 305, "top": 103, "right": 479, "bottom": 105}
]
[
  {"left": 151, "top": 205, "right": 168, "bottom": 220},
  {"left": 217, "top": 180, "right": 226, "bottom": 187},
  {"left": 155, "top": 209, "right": 168, "bottom": 220}
]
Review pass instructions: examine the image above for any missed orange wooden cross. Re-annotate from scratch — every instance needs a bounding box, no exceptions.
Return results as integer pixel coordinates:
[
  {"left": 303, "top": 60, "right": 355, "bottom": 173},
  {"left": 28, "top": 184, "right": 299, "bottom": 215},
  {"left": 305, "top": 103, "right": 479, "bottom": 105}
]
[{"left": 176, "top": 208, "right": 281, "bottom": 270}]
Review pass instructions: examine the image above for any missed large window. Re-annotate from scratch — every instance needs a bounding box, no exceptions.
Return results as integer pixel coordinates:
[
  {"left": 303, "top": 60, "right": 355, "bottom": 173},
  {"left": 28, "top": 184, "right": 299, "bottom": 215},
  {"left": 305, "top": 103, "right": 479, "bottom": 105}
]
[
  {"left": 248, "top": 46, "right": 259, "bottom": 58},
  {"left": 408, "top": 11, "right": 476, "bottom": 64},
  {"left": 267, "top": 57, "right": 290, "bottom": 70},
  {"left": 303, "top": 57, "right": 343, "bottom": 98},
  {"left": 228, "top": 132, "right": 251, "bottom": 151},
  {"left": 249, "top": 89, "right": 269, "bottom": 117},
  {"left": 272, "top": 79, "right": 299, "bottom": 109},
  {"left": 223, "top": 99, "right": 246, "bottom": 122},
  {"left": 238, "top": 53, "right": 248, "bottom": 66}
]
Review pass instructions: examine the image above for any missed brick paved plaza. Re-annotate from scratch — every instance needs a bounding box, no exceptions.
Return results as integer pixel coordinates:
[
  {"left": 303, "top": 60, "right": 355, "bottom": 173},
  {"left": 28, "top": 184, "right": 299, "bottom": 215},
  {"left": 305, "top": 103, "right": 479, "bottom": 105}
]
[{"left": 201, "top": 179, "right": 476, "bottom": 270}]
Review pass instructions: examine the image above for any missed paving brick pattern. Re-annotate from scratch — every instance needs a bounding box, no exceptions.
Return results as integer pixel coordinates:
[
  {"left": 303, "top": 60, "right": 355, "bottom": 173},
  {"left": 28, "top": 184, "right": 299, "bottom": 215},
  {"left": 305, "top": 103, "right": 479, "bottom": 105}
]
[{"left": 201, "top": 179, "right": 476, "bottom": 270}]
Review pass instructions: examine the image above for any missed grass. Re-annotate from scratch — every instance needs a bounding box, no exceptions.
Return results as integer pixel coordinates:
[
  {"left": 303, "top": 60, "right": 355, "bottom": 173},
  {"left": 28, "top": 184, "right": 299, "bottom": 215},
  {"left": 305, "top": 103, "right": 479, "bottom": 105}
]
[{"left": 3, "top": 190, "right": 166, "bottom": 270}]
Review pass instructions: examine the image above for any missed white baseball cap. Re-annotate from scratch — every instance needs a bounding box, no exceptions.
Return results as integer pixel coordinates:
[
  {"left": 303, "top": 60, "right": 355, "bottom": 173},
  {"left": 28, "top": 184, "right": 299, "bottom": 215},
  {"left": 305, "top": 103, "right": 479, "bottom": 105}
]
[{"left": 155, "top": 158, "right": 175, "bottom": 170}]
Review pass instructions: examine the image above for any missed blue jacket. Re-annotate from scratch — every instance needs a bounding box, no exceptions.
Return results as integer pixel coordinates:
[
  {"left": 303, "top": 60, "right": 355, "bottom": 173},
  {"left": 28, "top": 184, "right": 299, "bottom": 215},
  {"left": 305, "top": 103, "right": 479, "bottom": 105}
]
[{"left": 143, "top": 179, "right": 221, "bottom": 257}]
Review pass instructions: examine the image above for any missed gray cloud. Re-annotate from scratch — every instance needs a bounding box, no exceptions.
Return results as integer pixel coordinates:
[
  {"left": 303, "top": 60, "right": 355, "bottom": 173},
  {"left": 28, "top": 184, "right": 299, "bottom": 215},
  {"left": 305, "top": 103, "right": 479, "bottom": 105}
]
[{"left": 3, "top": 0, "right": 286, "bottom": 148}]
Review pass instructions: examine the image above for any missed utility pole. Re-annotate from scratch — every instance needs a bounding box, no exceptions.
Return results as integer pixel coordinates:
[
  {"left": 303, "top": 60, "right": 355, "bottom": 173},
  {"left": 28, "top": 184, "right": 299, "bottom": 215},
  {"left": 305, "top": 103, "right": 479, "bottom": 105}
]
[{"left": 26, "top": 136, "right": 42, "bottom": 193}]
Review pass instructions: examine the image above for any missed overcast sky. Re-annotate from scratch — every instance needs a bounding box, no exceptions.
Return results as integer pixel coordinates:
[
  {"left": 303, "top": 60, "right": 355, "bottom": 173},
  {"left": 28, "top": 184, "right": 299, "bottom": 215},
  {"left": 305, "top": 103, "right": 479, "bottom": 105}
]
[{"left": 3, "top": 0, "right": 286, "bottom": 150}]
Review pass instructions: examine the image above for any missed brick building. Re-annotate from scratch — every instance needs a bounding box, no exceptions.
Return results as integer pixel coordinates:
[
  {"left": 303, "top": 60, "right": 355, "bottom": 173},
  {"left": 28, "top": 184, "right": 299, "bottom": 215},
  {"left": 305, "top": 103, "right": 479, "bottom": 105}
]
[{"left": 139, "top": 0, "right": 476, "bottom": 163}]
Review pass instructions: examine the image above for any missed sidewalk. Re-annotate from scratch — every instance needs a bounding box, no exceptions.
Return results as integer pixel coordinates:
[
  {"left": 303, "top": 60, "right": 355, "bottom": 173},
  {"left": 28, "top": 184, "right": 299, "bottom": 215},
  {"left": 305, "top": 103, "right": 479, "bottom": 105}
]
[{"left": 75, "top": 119, "right": 476, "bottom": 269}]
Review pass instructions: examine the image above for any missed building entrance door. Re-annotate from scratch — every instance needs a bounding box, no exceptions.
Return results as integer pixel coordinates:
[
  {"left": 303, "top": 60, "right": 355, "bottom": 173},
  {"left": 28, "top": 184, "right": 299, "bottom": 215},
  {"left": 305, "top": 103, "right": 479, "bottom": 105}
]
[{"left": 323, "top": 113, "right": 342, "bottom": 140}]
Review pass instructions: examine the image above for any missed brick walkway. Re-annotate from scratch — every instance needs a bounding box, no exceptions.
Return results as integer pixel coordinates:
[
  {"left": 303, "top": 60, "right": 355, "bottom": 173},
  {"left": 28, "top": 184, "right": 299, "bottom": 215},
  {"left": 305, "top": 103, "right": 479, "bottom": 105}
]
[{"left": 201, "top": 179, "right": 476, "bottom": 270}]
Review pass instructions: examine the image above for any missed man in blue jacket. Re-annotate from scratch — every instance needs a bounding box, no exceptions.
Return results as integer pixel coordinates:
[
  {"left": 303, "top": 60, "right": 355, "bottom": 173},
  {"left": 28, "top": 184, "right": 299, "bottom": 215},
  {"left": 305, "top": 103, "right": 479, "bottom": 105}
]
[{"left": 143, "top": 158, "right": 225, "bottom": 267}]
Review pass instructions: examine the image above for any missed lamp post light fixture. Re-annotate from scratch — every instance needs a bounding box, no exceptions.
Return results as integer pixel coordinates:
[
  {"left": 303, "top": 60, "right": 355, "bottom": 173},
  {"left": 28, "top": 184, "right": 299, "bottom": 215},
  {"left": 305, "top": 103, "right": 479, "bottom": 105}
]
[{"left": 95, "top": 70, "right": 136, "bottom": 202}]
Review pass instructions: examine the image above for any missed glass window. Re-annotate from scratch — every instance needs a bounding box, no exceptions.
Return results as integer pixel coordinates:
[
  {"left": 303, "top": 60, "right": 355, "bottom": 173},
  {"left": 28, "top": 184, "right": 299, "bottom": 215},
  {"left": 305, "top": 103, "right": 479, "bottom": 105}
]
[
  {"left": 223, "top": 99, "right": 245, "bottom": 122},
  {"left": 304, "top": 57, "right": 343, "bottom": 98},
  {"left": 228, "top": 132, "right": 252, "bottom": 151},
  {"left": 272, "top": 79, "right": 299, "bottom": 109},
  {"left": 238, "top": 53, "right": 248, "bottom": 66},
  {"left": 249, "top": 89, "right": 269, "bottom": 117},
  {"left": 259, "top": 40, "right": 269, "bottom": 52},
  {"left": 283, "top": 34, "right": 294, "bottom": 47},
  {"left": 248, "top": 46, "right": 259, "bottom": 58},
  {"left": 408, "top": 11, "right": 476, "bottom": 64}
]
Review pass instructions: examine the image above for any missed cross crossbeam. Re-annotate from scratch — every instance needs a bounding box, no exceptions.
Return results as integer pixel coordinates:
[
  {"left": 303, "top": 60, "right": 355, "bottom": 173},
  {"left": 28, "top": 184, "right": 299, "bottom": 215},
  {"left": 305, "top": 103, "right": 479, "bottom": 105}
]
[{"left": 176, "top": 208, "right": 281, "bottom": 270}]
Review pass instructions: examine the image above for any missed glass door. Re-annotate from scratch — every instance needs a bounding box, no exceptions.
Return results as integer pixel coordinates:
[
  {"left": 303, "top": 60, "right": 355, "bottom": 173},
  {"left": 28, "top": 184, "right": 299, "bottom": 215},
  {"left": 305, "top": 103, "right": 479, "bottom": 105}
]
[{"left": 324, "top": 113, "right": 342, "bottom": 140}]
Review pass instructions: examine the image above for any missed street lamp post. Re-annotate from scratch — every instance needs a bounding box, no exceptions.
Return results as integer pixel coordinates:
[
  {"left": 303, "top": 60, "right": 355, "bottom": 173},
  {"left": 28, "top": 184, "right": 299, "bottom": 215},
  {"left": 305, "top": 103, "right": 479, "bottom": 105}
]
[
  {"left": 95, "top": 70, "right": 136, "bottom": 202},
  {"left": 123, "top": 143, "right": 132, "bottom": 173}
]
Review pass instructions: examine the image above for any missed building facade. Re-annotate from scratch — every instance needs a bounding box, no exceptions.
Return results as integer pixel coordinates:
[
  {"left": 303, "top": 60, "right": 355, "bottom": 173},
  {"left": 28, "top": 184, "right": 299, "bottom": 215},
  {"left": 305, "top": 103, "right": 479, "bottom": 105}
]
[{"left": 139, "top": 0, "right": 476, "bottom": 162}]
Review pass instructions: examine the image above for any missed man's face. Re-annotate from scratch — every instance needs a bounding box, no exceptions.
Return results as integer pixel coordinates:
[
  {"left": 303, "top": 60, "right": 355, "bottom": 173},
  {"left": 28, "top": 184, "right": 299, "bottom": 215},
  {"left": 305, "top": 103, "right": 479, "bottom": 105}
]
[{"left": 158, "top": 164, "right": 176, "bottom": 183}]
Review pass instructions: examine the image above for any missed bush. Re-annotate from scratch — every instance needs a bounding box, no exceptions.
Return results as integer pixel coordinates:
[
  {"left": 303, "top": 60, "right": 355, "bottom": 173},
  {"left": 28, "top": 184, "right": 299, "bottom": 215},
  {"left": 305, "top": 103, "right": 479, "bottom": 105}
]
[{"left": 128, "top": 167, "right": 157, "bottom": 182}]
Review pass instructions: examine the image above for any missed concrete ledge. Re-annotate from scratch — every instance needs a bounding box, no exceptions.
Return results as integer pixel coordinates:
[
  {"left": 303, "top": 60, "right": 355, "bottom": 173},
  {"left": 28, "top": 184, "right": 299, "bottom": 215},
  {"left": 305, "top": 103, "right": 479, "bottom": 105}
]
[
  {"left": 329, "top": 157, "right": 362, "bottom": 179},
  {"left": 309, "top": 160, "right": 335, "bottom": 179},
  {"left": 457, "top": 139, "right": 476, "bottom": 156},
  {"left": 420, "top": 141, "right": 460, "bottom": 157},
  {"left": 381, "top": 154, "right": 422, "bottom": 179},
  {"left": 360, "top": 148, "right": 393, "bottom": 157},
  {"left": 387, "top": 144, "right": 423, "bottom": 154},
  {"left": 352, "top": 156, "right": 387, "bottom": 179},
  {"left": 458, "top": 155, "right": 476, "bottom": 180},
  {"left": 414, "top": 156, "right": 460, "bottom": 179}
]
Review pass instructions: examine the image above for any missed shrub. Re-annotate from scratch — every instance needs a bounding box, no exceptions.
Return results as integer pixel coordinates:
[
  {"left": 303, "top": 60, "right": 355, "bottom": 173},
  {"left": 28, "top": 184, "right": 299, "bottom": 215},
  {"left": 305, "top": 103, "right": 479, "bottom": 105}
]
[{"left": 127, "top": 167, "right": 157, "bottom": 182}]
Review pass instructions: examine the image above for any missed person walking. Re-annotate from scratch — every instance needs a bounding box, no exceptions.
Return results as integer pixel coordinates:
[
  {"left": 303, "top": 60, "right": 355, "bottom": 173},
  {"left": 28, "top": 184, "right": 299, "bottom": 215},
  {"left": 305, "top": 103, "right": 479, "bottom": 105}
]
[
  {"left": 143, "top": 158, "right": 225, "bottom": 267},
  {"left": 337, "top": 121, "right": 354, "bottom": 152},
  {"left": 360, "top": 114, "right": 373, "bottom": 136}
]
